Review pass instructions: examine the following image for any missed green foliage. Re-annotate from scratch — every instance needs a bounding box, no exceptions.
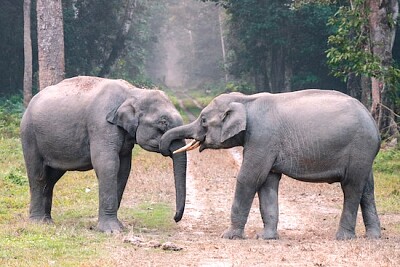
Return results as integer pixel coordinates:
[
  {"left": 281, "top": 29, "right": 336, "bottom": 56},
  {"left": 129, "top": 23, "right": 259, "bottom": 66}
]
[
  {"left": 225, "top": 81, "right": 256, "bottom": 94},
  {"left": 0, "top": 96, "right": 23, "bottom": 139},
  {"left": 326, "top": 2, "right": 377, "bottom": 79},
  {"left": 374, "top": 148, "right": 400, "bottom": 175},
  {"left": 326, "top": 1, "right": 400, "bottom": 90},
  {"left": 218, "top": 0, "right": 343, "bottom": 91},
  {"left": 63, "top": 0, "right": 164, "bottom": 82},
  {"left": 374, "top": 148, "right": 400, "bottom": 212}
]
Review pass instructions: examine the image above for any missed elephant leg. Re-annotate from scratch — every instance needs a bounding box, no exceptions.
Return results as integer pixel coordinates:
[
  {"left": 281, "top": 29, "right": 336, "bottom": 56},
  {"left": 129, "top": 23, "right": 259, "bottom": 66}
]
[
  {"left": 360, "top": 170, "right": 381, "bottom": 239},
  {"left": 336, "top": 169, "right": 367, "bottom": 240},
  {"left": 92, "top": 150, "right": 123, "bottom": 233},
  {"left": 222, "top": 153, "right": 271, "bottom": 239},
  {"left": 117, "top": 154, "right": 132, "bottom": 208},
  {"left": 221, "top": 179, "right": 256, "bottom": 239},
  {"left": 256, "top": 172, "right": 282, "bottom": 240},
  {"left": 29, "top": 165, "right": 65, "bottom": 223}
]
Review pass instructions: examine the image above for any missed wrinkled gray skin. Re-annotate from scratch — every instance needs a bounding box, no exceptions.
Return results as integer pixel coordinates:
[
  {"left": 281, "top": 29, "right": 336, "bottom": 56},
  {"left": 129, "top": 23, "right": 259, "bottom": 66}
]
[
  {"left": 160, "top": 89, "right": 381, "bottom": 240},
  {"left": 21, "top": 76, "right": 187, "bottom": 233}
]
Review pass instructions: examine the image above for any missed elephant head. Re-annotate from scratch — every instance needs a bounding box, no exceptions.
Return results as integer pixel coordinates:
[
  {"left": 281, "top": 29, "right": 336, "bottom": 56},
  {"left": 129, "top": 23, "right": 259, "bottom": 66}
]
[
  {"left": 107, "top": 90, "right": 187, "bottom": 222},
  {"left": 160, "top": 93, "right": 247, "bottom": 155}
]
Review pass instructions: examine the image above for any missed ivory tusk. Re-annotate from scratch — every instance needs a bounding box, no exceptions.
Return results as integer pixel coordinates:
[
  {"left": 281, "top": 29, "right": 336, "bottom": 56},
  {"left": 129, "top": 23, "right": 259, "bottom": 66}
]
[{"left": 173, "top": 140, "right": 201, "bottom": 154}]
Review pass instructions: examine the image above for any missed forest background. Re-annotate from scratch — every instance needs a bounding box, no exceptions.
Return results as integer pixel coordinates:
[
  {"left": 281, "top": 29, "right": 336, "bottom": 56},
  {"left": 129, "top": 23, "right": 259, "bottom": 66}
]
[{"left": 0, "top": 0, "right": 399, "bottom": 140}]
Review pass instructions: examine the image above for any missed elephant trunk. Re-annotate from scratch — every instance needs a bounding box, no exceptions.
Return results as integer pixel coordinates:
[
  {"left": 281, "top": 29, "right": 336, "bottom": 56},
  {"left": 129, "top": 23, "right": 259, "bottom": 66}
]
[
  {"left": 170, "top": 140, "right": 187, "bottom": 222},
  {"left": 160, "top": 123, "right": 196, "bottom": 156}
]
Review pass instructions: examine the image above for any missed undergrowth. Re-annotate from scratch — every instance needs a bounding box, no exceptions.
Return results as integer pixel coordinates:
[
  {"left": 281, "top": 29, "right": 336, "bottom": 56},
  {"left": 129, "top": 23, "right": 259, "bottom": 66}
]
[{"left": 374, "top": 148, "right": 400, "bottom": 213}]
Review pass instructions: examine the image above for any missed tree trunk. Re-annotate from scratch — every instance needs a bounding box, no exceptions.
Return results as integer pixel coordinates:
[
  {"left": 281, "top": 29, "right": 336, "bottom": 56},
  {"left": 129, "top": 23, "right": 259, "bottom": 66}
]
[
  {"left": 37, "top": 0, "right": 65, "bottom": 90},
  {"left": 23, "top": 0, "right": 32, "bottom": 107},
  {"left": 270, "top": 45, "right": 285, "bottom": 93},
  {"left": 368, "top": 0, "right": 399, "bottom": 138},
  {"left": 347, "top": 73, "right": 361, "bottom": 100},
  {"left": 218, "top": 6, "right": 228, "bottom": 83},
  {"left": 360, "top": 75, "right": 371, "bottom": 108},
  {"left": 98, "top": 0, "right": 136, "bottom": 77}
]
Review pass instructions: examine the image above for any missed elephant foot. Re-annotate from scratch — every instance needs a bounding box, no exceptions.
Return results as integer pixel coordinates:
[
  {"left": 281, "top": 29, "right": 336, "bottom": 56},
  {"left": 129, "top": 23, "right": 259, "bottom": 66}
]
[
  {"left": 335, "top": 228, "right": 356, "bottom": 240},
  {"left": 365, "top": 227, "right": 381, "bottom": 239},
  {"left": 29, "top": 215, "right": 54, "bottom": 224},
  {"left": 256, "top": 229, "right": 279, "bottom": 240},
  {"left": 221, "top": 227, "right": 245, "bottom": 240},
  {"left": 98, "top": 217, "right": 125, "bottom": 234}
]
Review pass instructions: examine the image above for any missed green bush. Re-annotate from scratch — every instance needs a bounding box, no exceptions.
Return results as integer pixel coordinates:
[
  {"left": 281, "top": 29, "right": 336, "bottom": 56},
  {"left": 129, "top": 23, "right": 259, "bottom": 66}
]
[
  {"left": 0, "top": 95, "right": 23, "bottom": 139},
  {"left": 374, "top": 148, "right": 400, "bottom": 212}
]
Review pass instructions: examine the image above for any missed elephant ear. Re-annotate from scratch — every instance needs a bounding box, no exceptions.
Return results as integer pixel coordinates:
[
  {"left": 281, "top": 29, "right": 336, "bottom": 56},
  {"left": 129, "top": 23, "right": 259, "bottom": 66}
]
[
  {"left": 106, "top": 98, "right": 139, "bottom": 138},
  {"left": 220, "top": 102, "right": 246, "bottom": 143}
]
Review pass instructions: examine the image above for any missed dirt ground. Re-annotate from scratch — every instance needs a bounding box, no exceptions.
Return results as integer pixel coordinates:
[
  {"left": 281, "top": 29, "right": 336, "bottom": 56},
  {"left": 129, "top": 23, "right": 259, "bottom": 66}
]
[{"left": 112, "top": 147, "right": 400, "bottom": 267}]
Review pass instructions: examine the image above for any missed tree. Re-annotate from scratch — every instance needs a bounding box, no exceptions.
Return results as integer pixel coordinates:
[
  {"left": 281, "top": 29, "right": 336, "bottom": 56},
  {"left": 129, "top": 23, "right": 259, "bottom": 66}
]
[
  {"left": 36, "top": 0, "right": 65, "bottom": 90},
  {"left": 327, "top": 0, "right": 399, "bottom": 139},
  {"left": 23, "top": 0, "right": 32, "bottom": 107},
  {"left": 98, "top": 0, "right": 137, "bottom": 77},
  {"left": 368, "top": 0, "right": 399, "bottom": 138},
  {"left": 202, "top": 0, "right": 342, "bottom": 92},
  {"left": 0, "top": 0, "right": 24, "bottom": 94}
]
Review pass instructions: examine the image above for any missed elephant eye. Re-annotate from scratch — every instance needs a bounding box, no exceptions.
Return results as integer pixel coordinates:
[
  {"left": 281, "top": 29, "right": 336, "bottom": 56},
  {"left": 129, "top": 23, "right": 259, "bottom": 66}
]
[
  {"left": 158, "top": 117, "right": 168, "bottom": 132},
  {"left": 201, "top": 117, "right": 207, "bottom": 126}
]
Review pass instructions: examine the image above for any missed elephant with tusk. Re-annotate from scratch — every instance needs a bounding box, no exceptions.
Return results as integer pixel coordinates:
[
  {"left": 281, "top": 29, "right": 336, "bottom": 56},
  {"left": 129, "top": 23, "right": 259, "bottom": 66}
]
[{"left": 160, "top": 89, "right": 381, "bottom": 240}]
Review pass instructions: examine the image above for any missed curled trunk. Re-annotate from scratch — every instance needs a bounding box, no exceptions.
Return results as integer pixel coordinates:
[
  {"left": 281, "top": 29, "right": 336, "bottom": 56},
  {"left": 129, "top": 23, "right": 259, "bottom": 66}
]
[{"left": 160, "top": 122, "right": 197, "bottom": 156}]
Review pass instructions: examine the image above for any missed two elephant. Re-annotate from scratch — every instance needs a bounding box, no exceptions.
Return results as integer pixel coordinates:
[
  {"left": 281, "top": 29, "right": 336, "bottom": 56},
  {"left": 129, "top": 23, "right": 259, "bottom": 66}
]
[{"left": 21, "top": 77, "right": 381, "bottom": 240}]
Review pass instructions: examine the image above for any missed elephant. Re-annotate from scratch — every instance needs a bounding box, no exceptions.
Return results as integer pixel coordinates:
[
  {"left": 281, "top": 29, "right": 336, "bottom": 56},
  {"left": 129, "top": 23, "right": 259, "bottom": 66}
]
[
  {"left": 20, "top": 76, "right": 187, "bottom": 233},
  {"left": 160, "top": 89, "right": 381, "bottom": 240}
]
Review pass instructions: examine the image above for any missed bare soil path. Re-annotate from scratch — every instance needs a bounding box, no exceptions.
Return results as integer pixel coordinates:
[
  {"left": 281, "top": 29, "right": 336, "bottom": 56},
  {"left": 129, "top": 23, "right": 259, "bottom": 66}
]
[{"left": 114, "top": 147, "right": 400, "bottom": 267}]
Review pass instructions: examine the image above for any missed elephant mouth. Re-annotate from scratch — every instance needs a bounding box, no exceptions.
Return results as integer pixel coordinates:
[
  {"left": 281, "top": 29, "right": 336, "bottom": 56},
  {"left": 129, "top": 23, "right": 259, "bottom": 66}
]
[
  {"left": 140, "top": 143, "right": 160, "bottom": 153},
  {"left": 173, "top": 139, "right": 202, "bottom": 154}
]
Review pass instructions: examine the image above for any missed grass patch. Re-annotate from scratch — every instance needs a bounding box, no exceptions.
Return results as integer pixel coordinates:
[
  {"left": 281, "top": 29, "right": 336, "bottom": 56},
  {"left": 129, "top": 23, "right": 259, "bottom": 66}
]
[
  {"left": 0, "top": 224, "right": 110, "bottom": 267},
  {"left": 123, "top": 203, "right": 175, "bottom": 232},
  {"left": 373, "top": 148, "right": 400, "bottom": 213}
]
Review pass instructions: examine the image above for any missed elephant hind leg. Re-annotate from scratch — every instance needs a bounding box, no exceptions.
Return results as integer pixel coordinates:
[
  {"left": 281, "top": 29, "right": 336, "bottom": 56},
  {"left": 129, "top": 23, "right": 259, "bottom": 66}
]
[
  {"left": 29, "top": 164, "right": 65, "bottom": 223},
  {"left": 336, "top": 169, "right": 366, "bottom": 240},
  {"left": 336, "top": 172, "right": 364, "bottom": 240},
  {"left": 257, "top": 172, "right": 281, "bottom": 240},
  {"left": 360, "top": 170, "right": 381, "bottom": 239}
]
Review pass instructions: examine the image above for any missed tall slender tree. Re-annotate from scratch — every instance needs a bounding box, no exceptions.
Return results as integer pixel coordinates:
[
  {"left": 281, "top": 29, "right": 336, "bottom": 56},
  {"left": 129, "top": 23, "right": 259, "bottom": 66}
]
[
  {"left": 368, "top": 0, "right": 399, "bottom": 137},
  {"left": 23, "top": 0, "right": 32, "bottom": 107},
  {"left": 37, "top": 0, "right": 65, "bottom": 90}
]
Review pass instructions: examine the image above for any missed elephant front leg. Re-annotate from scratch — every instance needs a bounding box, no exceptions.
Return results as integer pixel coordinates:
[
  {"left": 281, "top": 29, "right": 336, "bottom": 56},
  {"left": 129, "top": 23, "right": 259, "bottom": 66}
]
[
  {"left": 257, "top": 172, "right": 281, "bottom": 240},
  {"left": 222, "top": 179, "right": 257, "bottom": 239},
  {"left": 117, "top": 154, "right": 132, "bottom": 208},
  {"left": 93, "top": 152, "right": 124, "bottom": 234}
]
